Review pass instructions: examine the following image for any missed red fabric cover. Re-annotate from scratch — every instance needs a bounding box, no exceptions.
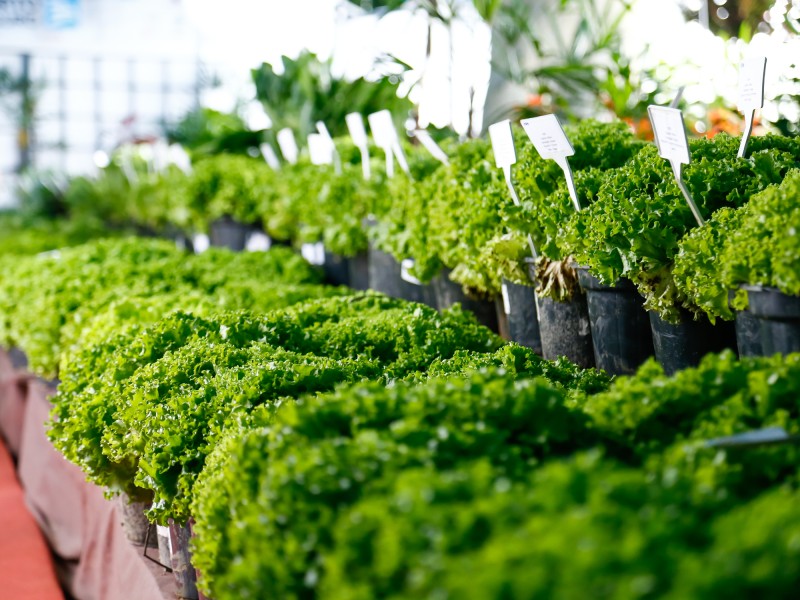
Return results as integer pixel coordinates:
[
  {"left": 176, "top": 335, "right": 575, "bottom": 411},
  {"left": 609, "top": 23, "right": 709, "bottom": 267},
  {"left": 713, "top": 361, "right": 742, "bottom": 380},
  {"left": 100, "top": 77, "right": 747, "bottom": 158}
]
[
  {"left": 0, "top": 425, "right": 64, "bottom": 599},
  {"left": 0, "top": 351, "right": 175, "bottom": 600}
]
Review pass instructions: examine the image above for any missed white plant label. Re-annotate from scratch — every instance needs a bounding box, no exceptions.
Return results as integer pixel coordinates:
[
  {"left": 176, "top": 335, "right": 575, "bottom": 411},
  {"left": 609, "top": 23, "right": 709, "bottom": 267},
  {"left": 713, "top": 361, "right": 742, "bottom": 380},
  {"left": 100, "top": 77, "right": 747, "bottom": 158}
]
[
  {"left": 368, "top": 110, "right": 395, "bottom": 149},
  {"left": 346, "top": 113, "right": 371, "bottom": 180},
  {"left": 346, "top": 112, "right": 369, "bottom": 147},
  {"left": 501, "top": 283, "right": 511, "bottom": 315},
  {"left": 260, "top": 143, "right": 281, "bottom": 169},
  {"left": 368, "top": 110, "right": 410, "bottom": 177},
  {"left": 400, "top": 258, "right": 422, "bottom": 285},
  {"left": 738, "top": 57, "right": 767, "bottom": 111},
  {"left": 308, "top": 133, "right": 334, "bottom": 165},
  {"left": 737, "top": 56, "right": 767, "bottom": 158},
  {"left": 192, "top": 233, "right": 210, "bottom": 254},
  {"left": 648, "top": 105, "right": 704, "bottom": 226},
  {"left": 413, "top": 130, "right": 449, "bottom": 165},
  {"left": 301, "top": 242, "right": 326, "bottom": 266},
  {"left": 520, "top": 114, "right": 580, "bottom": 211},
  {"left": 489, "top": 119, "right": 537, "bottom": 258},
  {"left": 488, "top": 119, "right": 516, "bottom": 169},
  {"left": 245, "top": 231, "right": 271, "bottom": 252},
  {"left": 316, "top": 121, "right": 341, "bottom": 173},
  {"left": 648, "top": 106, "right": 690, "bottom": 165},
  {"left": 277, "top": 128, "right": 299, "bottom": 165},
  {"left": 368, "top": 110, "right": 394, "bottom": 178},
  {"left": 168, "top": 144, "right": 192, "bottom": 174}
]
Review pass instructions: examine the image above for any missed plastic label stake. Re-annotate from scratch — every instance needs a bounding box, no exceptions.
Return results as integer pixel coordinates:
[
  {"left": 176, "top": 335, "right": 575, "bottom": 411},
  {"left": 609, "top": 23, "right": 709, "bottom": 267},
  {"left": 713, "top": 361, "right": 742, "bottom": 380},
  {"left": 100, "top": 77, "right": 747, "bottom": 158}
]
[
  {"left": 488, "top": 119, "right": 537, "bottom": 259},
  {"left": 260, "top": 143, "right": 281, "bottom": 169},
  {"left": 368, "top": 110, "right": 395, "bottom": 178},
  {"left": 413, "top": 129, "right": 449, "bottom": 165},
  {"left": 501, "top": 282, "right": 511, "bottom": 315},
  {"left": 400, "top": 259, "right": 422, "bottom": 285},
  {"left": 368, "top": 110, "right": 410, "bottom": 178},
  {"left": 316, "top": 121, "right": 341, "bottom": 174},
  {"left": 520, "top": 114, "right": 580, "bottom": 211},
  {"left": 276, "top": 128, "right": 299, "bottom": 165},
  {"left": 705, "top": 426, "right": 799, "bottom": 449},
  {"left": 648, "top": 105, "right": 704, "bottom": 226},
  {"left": 346, "top": 112, "right": 371, "bottom": 180},
  {"left": 308, "top": 133, "right": 334, "bottom": 165},
  {"left": 301, "top": 242, "right": 326, "bottom": 266},
  {"left": 737, "top": 56, "right": 767, "bottom": 159}
]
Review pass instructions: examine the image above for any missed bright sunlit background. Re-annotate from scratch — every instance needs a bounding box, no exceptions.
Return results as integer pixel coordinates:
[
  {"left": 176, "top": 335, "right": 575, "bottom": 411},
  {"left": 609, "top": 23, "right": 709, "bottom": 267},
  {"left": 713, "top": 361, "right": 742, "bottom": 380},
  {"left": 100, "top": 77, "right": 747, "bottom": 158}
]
[{"left": 1, "top": 0, "right": 800, "bottom": 207}]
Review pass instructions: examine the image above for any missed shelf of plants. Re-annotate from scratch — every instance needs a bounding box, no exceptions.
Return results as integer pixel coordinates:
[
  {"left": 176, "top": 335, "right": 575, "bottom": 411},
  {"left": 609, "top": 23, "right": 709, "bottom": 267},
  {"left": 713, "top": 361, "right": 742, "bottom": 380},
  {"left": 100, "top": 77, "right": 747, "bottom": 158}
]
[{"left": 0, "top": 111, "right": 799, "bottom": 600}]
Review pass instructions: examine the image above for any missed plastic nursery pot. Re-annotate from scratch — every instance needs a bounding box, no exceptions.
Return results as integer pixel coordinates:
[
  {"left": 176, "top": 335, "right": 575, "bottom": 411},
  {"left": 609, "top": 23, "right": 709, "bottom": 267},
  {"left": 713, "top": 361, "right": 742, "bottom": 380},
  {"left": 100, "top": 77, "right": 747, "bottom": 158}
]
[
  {"left": 500, "top": 278, "right": 543, "bottom": 354},
  {"left": 209, "top": 216, "right": 251, "bottom": 251},
  {"left": 576, "top": 267, "right": 654, "bottom": 376},
  {"left": 368, "top": 245, "right": 426, "bottom": 303},
  {"left": 528, "top": 262, "right": 594, "bottom": 368},
  {"left": 649, "top": 310, "right": 737, "bottom": 376},
  {"left": 744, "top": 286, "right": 800, "bottom": 356},
  {"left": 494, "top": 297, "right": 511, "bottom": 341},
  {"left": 116, "top": 493, "right": 157, "bottom": 547},
  {"left": 432, "top": 268, "right": 499, "bottom": 334},
  {"left": 348, "top": 251, "right": 370, "bottom": 291},
  {"left": 735, "top": 309, "right": 764, "bottom": 358},
  {"left": 322, "top": 250, "right": 351, "bottom": 287},
  {"left": 168, "top": 519, "right": 199, "bottom": 600}
]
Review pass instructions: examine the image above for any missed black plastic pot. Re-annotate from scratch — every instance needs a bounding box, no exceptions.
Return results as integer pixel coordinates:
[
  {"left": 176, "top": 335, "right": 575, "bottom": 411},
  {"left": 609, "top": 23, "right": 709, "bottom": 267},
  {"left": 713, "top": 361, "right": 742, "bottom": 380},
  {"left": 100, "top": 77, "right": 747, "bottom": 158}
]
[
  {"left": 501, "top": 279, "right": 543, "bottom": 354},
  {"left": 368, "top": 246, "right": 423, "bottom": 301},
  {"left": 576, "top": 268, "right": 654, "bottom": 375},
  {"left": 432, "top": 269, "right": 499, "bottom": 334},
  {"left": 209, "top": 217, "right": 250, "bottom": 251},
  {"left": 535, "top": 292, "right": 595, "bottom": 368},
  {"left": 349, "top": 251, "right": 370, "bottom": 291},
  {"left": 323, "top": 251, "right": 351, "bottom": 287},
  {"left": 494, "top": 297, "right": 511, "bottom": 341},
  {"left": 649, "top": 310, "right": 737, "bottom": 375},
  {"left": 745, "top": 286, "right": 800, "bottom": 355},
  {"left": 735, "top": 309, "right": 764, "bottom": 357},
  {"left": 322, "top": 250, "right": 370, "bottom": 290}
]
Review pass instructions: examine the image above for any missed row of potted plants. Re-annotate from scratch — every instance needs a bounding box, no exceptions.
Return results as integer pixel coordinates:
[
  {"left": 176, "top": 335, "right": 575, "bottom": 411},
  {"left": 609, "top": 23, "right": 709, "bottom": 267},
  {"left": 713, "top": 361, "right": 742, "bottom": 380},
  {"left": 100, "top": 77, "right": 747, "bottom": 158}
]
[{"left": 49, "top": 119, "right": 800, "bottom": 378}]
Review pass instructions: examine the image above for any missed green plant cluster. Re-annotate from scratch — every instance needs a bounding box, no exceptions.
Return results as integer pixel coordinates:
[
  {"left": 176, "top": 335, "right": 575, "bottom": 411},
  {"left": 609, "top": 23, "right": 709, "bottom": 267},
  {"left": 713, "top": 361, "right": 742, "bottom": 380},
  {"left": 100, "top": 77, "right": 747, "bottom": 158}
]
[
  {"left": 0, "top": 213, "right": 123, "bottom": 256},
  {"left": 191, "top": 349, "right": 800, "bottom": 599},
  {"left": 674, "top": 168, "right": 800, "bottom": 320},
  {"left": 564, "top": 133, "right": 800, "bottom": 321},
  {"left": 370, "top": 119, "right": 643, "bottom": 299},
  {"left": 49, "top": 293, "right": 509, "bottom": 521},
  {"left": 0, "top": 238, "right": 334, "bottom": 376}
]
